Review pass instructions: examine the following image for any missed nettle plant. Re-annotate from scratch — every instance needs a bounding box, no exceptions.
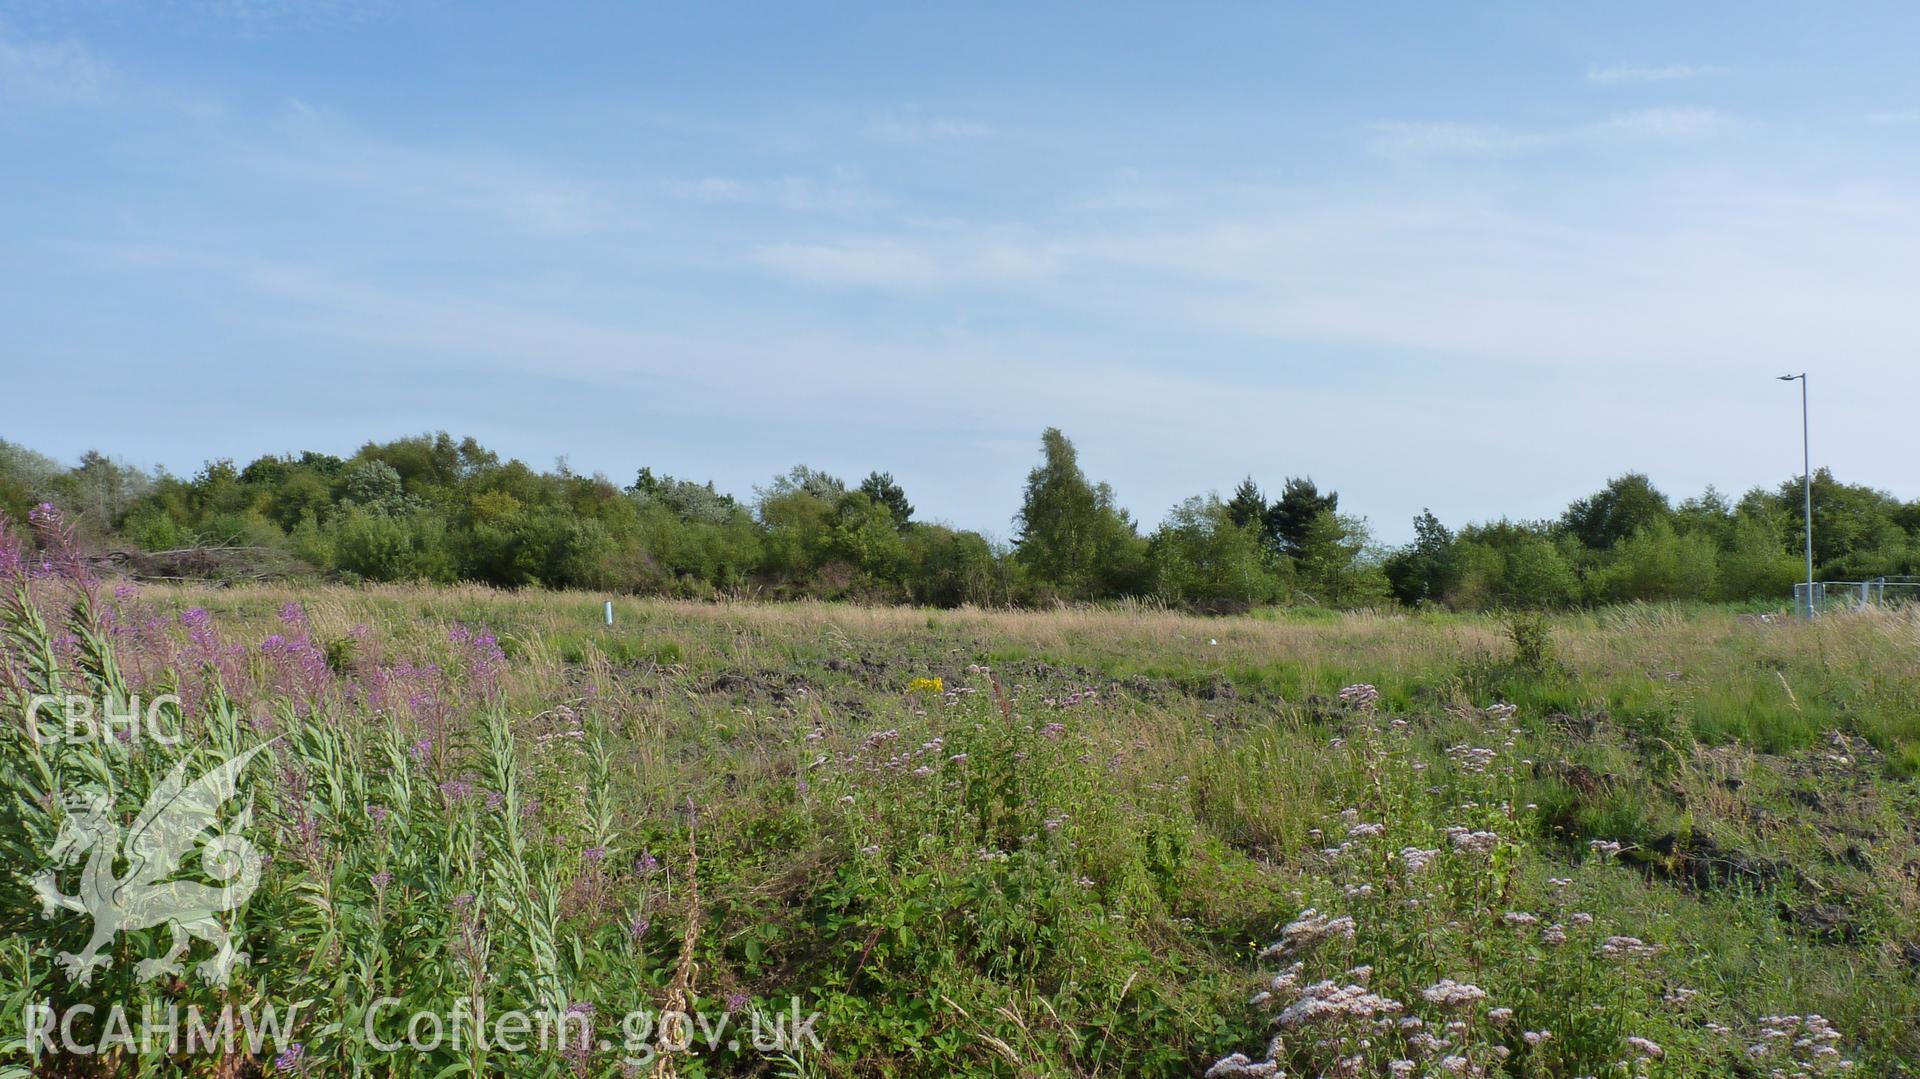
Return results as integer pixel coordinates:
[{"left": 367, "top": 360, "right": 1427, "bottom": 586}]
[{"left": 0, "top": 508, "right": 669, "bottom": 1077}]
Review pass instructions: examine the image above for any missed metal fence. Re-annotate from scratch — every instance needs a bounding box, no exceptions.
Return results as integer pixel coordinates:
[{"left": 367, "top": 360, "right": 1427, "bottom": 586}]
[{"left": 1792, "top": 577, "right": 1920, "bottom": 617}]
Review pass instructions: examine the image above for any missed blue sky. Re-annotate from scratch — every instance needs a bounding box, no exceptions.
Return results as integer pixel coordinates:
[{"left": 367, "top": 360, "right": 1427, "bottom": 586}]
[{"left": 4, "top": 3, "right": 1918, "bottom": 543}]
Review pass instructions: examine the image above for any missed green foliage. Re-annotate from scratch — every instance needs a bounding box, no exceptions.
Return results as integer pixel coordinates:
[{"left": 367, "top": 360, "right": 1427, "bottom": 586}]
[
  {"left": 1224, "top": 476, "right": 1266, "bottom": 530},
  {"left": 1013, "top": 428, "right": 1147, "bottom": 600},
  {"left": 628, "top": 467, "right": 741, "bottom": 525},
  {"left": 1561, "top": 472, "right": 1672, "bottom": 551},
  {"left": 13, "top": 427, "right": 1920, "bottom": 614},
  {"left": 858, "top": 471, "right": 914, "bottom": 529},
  {"left": 1383, "top": 509, "right": 1455, "bottom": 607},
  {"left": 1148, "top": 496, "right": 1289, "bottom": 611},
  {"left": 1262, "top": 476, "right": 1338, "bottom": 557},
  {"left": 51, "top": 451, "right": 153, "bottom": 536},
  {"left": 1292, "top": 511, "right": 1388, "bottom": 608},
  {"left": 1502, "top": 534, "right": 1580, "bottom": 608},
  {"left": 0, "top": 438, "right": 69, "bottom": 522},
  {"left": 902, "top": 525, "right": 1007, "bottom": 607},
  {"left": 1013, "top": 427, "right": 1102, "bottom": 593},
  {"left": 1591, "top": 520, "right": 1719, "bottom": 603},
  {"left": 1505, "top": 610, "right": 1557, "bottom": 673},
  {"left": 8, "top": 583, "right": 1919, "bottom": 1075},
  {"left": 338, "top": 459, "right": 416, "bottom": 516}
]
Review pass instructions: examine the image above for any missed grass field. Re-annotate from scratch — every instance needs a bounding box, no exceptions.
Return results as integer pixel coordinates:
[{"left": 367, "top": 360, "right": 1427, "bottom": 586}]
[{"left": 5, "top": 577, "right": 1919, "bottom": 1076}]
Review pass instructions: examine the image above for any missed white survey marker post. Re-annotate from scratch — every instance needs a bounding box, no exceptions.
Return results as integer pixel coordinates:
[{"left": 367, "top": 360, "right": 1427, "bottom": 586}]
[{"left": 604, "top": 600, "right": 614, "bottom": 626}]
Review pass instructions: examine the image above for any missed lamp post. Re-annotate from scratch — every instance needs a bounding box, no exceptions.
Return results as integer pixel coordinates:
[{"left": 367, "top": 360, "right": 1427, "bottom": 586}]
[{"left": 1777, "top": 373, "right": 1814, "bottom": 615}]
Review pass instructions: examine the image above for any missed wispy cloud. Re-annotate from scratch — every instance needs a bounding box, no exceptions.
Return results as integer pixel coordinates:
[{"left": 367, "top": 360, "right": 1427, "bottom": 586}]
[
  {"left": 1366, "top": 122, "right": 1540, "bottom": 158},
  {"left": 0, "top": 23, "right": 112, "bottom": 103},
  {"left": 753, "top": 241, "right": 942, "bottom": 288},
  {"left": 1861, "top": 108, "right": 1920, "bottom": 126},
  {"left": 752, "top": 235, "right": 1061, "bottom": 290},
  {"left": 865, "top": 109, "right": 995, "bottom": 144},
  {"left": 1586, "top": 62, "right": 1728, "bottom": 85},
  {"left": 233, "top": 103, "right": 614, "bottom": 233},
  {"left": 1589, "top": 106, "right": 1726, "bottom": 138},
  {"left": 189, "top": 1, "right": 397, "bottom": 33},
  {"left": 659, "top": 171, "right": 879, "bottom": 213},
  {"left": 1368, "top": 108, "right": 1729, "bottom": 159}
]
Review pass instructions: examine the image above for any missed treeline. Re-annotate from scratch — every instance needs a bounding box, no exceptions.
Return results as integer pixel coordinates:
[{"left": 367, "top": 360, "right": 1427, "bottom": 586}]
[{"left": 4, "top": 429, "right": 1916, "bottom": 610}]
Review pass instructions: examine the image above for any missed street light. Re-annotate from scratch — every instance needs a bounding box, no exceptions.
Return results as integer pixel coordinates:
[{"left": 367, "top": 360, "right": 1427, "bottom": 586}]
[{"left": 1777, "top": 373, "right": 1813, "bottom": 615}]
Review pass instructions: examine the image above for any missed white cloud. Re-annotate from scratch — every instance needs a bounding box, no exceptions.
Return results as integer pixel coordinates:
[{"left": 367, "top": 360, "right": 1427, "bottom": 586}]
[
  {"left": 16, "top": 37, "right": 1918, "bottom": 538},
  {"left": 865, "top": 110, "right": 995, "bottom": 144},
  {"left": 1589, "top": 106, "right": 1726, "bottom": 138},
  {"left": 1861, "top": 109, "right": 1920, "bottom": 126},
  {"left": 1368, "top": 108, "right": 1729, "bottom": 158},
  {"left": 1367, "top": 122, "right": 1545, "bottom": 158},
  {"left": 752, "top": 241, "right": 944, "bottom": 288},
  {"left": 233, "top": 107, "right": 613, "bottom": 233},
  {"left": 659, "top": 171, "right": 878, "bottom": 213},
  {"left": 751, "top": 234, "right": 1062, "bottom": 290},
  {"left": 191, "top": 1, "right": 396, "bottom": 32},
  {"left": 0, "top": 24, "right": 112, "bottom": 103},
  {"left": 735, "top": 170, "right": 1920, "bottom": 397},
  {"left": 59, "top": 150, "right": 1920, "bottom": 540},
  {"left": 1586, "top": 63, "right": 1728, "bottom": 85}
]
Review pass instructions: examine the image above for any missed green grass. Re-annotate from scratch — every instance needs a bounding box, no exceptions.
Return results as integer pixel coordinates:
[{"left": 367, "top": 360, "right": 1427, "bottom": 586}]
[{"left": 4, "top": 585, "right": 1918, "bottom": 1076}]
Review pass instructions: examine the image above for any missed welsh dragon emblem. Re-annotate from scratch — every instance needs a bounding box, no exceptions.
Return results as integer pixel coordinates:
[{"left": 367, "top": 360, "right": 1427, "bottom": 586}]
[{"left": 31, "top": 742, "right": 273, "bottom": 987}]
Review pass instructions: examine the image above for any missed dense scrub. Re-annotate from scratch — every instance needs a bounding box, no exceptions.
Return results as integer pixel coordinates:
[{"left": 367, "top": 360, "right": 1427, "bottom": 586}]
[
  {"left": 4, "top": 510, "right": 1920, "bottom": 1075},
  {"left": 7, "top": 430, "right": 1918, "bottom": 610}
]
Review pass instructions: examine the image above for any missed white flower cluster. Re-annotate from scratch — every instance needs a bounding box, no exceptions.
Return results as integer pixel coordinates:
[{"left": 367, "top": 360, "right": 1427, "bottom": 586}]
[
  {"left": 1445, "top": 743, "right": 1498, "bottom": 774},
  {"left": 1597, "top": 935, "right": 1660, "bottom": 960},
  {"left": 1747, "top": 1013, "right": 1854, "bottom": 1073},
  {"left": 1420, "top": 979, "right": 1488, "bottom": 1009},
  {"left": 1336, "top": 683, "right": 1381, "bottom": 709},
  {"left": 1400, "top": 846, "right": 1441, "bottom": 875},
  {"left": 1258, "top": 909, "right": 1357, "bottom": 962},
  {"left": 1203, "top": 1054, "right": 1279, "bottom": 1078},
  {"left": 1218, "top": 917, "right": 1529, "bottom": 1079},
  {"left": 1626, "top": 1035, "right": 1664, "bottom": 1059},
  {"left": 1274, "top": 978, "right": 1405, "bottom": 1031},
  {"left": 1445, "top": 827, "right": 1500, "bottom": 856}
]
